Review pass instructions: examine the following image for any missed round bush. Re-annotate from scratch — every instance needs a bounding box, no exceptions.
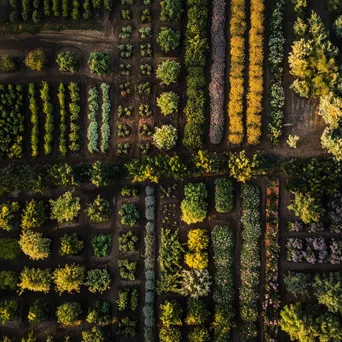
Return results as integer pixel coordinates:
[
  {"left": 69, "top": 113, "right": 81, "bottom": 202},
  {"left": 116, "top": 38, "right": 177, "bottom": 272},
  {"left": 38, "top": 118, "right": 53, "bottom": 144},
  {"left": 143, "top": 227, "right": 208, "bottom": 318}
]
[
  {"left": 56, "top": 51, "right": 79, "bottom": 72},
  {"left": 157, "top": 27, "right": 181, "bottom": 53},
  {"left": 156, "top": 60, "right": 181, "bottom": 85},
  {"left": 157, "top": 91, "right": 179, "bottom": 115},
  {"left": 153, "top": 125, "right": 178, "bottom": 150},
  {"left": 88, "top": 52, "right": 111, "bottom": 76},
  {"left": 25, "top": 48, "right": 46, "bottom": 71}
]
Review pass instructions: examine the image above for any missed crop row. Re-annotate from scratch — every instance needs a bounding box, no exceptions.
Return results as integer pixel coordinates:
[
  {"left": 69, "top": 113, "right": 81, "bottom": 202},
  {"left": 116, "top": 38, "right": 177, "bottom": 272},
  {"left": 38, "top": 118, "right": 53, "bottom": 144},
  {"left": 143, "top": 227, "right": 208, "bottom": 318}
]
[
  {"left": 183, "top": 0, "right": 208, "bottom": 149},
  {"left": 227, "top": 0, "right": 246, "bottom": 145},
  {"left": 246, "top": 0, "right": 264, "bottom": 145},
  {"left": 7, "top": 0, "right": 112, "bottom": 23},
  {"left": 240, "top": 183, "right": 261, "bottom": 340}
]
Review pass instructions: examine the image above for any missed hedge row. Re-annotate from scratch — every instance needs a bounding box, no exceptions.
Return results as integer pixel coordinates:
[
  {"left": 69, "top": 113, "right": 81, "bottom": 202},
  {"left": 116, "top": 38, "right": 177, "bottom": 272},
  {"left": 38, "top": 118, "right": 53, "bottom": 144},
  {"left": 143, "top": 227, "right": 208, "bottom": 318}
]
[
  {"left": 268, "top": 0, "right": 285, "bottom": 145},
  {"left": 246, "top": 0, "right": 264, "bottom": 145},
  {"left": 215, "top": 178, "right": 233, "bottom": 213},
  {"left": 100, "top": 83, "right": 111, "bottom": 153},
  {"left": 183, "top": 0, "right": 208, "bottom": 149},
  {"left": 212, "top": 226, "right": 235, "bottom": 340},
  {"left": 87, "top": 87, "right": 99, "bottom": 154},
  {"left": 240, "top": 183, "right": 261, "bottom": 340},
  {"left": 209, "top": 0, "right": 226, "bottom": 144},
  {"left": 28, "top": 84, "right": 39, "bottom": 157},
  {"left": 227, "top": 0, "right": 246, "bottom": 145},
  {"left": 68, "top": 82, "right": 80, "bottom": 152},
  {"left": 58, "top": 83, "right": 67, "bottom": 156},
  {"left": 40, "top": 81, "right": 54, "bottom": 155}
]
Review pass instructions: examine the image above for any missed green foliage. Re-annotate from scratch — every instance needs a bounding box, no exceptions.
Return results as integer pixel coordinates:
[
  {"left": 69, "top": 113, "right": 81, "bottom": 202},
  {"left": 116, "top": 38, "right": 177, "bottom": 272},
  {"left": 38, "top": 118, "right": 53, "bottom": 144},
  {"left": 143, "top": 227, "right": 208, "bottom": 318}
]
[
  {"left": 179, "top": 269, "right": 211, "bottom": 298},
  {"left": 90, "top": 161, "right": 118, "bottom": 187},
  {"left": 119, "top": 203, "right": 139, "bottom": 226},
  {"left": 160, "top": 0, "right": 182, "bottom": 21},
  {"left": 0, "top": 55, "right": 16, "bottom": 72},
  {"left": 157, "top": 27, "right": 181, "bottom": 52},
  {"left": 49, "top": 192, "right": 81, "bottom": 224},
  {"left": 86, "top": 195, "right": 111, "bottom": 223},
  {"left": 68, "top": 82, "right": 81, "bottom": 152},
  {"left": 291, "top": 0, "right": 308, "bottom": 13},
  {"left": 40, "top": 81, "right": 54, "bottom": 155},
  {"left": 56, "top": 301, "right": 82, "bottom": 325},
  {"left": 100, "top": 83, "right": 111, "bottom": 153},
  {"left": 157, "top": 92, "right": 180, "bottom": 115},
  {"left": 21, "top": 200, "right": 46, "bottom": 230},
  {"left": 87, "top": 87, "right": 99, "bottom": 154},
  {"left": 85, "top": 268, "right": 111, "bottom": 293},
  {"left": 0, "top": 300, "right": 18, "bottom": 324},
  {"left": 118, "top": 231, "right": 138, "bottom": 252},
  {"left": 116, "top": 289, "right": 129, "bottom": 311},
  {"left": 160, "top": 300, "right": 183, "bottom": 327},
  {"left": 156, "top": 60, "right": 181, "bottom": 85},
  {"left": 56, "top": 51, "right": 79, "bottom": 72},
  {"left": 82, "top": 327, "right": 107, "bottom": 342},
  {"left": 153, "top": 125, "right": 178, "bottom": 150},
  {"left": 181, "top": 183, "right": 208, "bottom": 224},
  {"left": 120, "top": 186, "right": 138, "bottom": 197},
  {"left": 59, "top": 233, "right": 84, "bottom": 256},
  {"left": 18, "top": 267, "right": 51, "bottom": 293},
  {"left": 88, "top": 52, "right": 111, "bottom": 76},
  {"left": 0, "top": 271, "right": 18, "bottom": 290},
  {"left": 188, "top": 327, "right": 210, "bottom": 342},
  {"left": 228, "top": 151, "right": 256, "bottom": 183},
  {"left": 117, "top": 317, "right": 137, "bottom": 337},
  {"left": 288, "top": 192, "right": 324, "bottom": 224},
  {"left": 19, "top": 230, "right": 51, "bottom": 260},
  {"left": 284, "top": 272, "right": 313, "bottom": 297},
  {"left": 86, "top": 300, "right": 111, "bottom": 325},
  {"left": 53, "top": 264, "right": 85, "bottom": 295},
  {"left": 0, "top": 201, "right": 20, "bottom": 231},
  {"left": 29, "top": 83, "right": 39, "bottom": 157},
  {"left": 183, "top": 123, "right": 204, "bottom": 149},
  {"left": 28, "top": 300, "right": 49, "bottom": 323},
  {"left": 0, "top": 238, "right": 20, "bottom": 260},
  {"left": 21, "top": 331, "right": 36, "bottom": 342},
  {"left": 118, "top": 259, "right": 137, "bottom": 280},
  {"left": 215, "top": 178, "right": 233, "bottom": 213},
  {"left": 185, "top": 299, "right": 209, "bottom": 325},
  {"left": 91, "top": 234, "right": 112, "bottom": 257},
  {"left": 25, "top": 48, "right": 46, "bottom": 71},
  {"left": 326, "top": 0, "right": 342, "bottom": 13}
]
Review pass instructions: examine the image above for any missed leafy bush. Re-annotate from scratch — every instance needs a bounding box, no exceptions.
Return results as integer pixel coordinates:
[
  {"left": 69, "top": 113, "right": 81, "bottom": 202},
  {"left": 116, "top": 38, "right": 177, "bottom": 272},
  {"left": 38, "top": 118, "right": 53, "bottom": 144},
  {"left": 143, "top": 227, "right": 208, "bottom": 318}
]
[
  {"left": 21, "top": 200, "right": 46, "bottom": 230},
  {"left": 86, "top": 300, "right": 111, "bottom": 325},
  {"left": 215, "top": 178, "right": 233, "bottom": 213},
  {"left": 0, "top": 55, "right": 16, "bottom": 72},
  {"left": 160, "top": 300, "right": 183, "bottom": 327},
  {"left": 181, "top": 183, "right": 208, "bottom": 224},
  {"left": 119, "top": 231, "right": 138, "bottom": 252},
  {"left": 19, "top": 230, "right": 51, "bottom": 260},
  {"left": 28, "top": 83, "right": 39, "bottom": 157},
  {"left": 157, "top": 92, "right": 179, "bottom": 115},
  {"left": 0, "top": 300, "right": 18, "bottom": 324},
  {"left": 179, "top": 269, "right": 211, "bottom": 298},
  {"left": 91, "top": 234, "right": 112, "bottom": 257},
  {"left": 118, "top": 259, "right": 137, "bottom": 280},
  {"left": 188, "top": 327, "right": 210, "bottom": 342},
  {"left": 185, "top": 299, "right": 209, "bottom": 325},
  {"left": 100, "top": 83, "right": 111, "bottom": 152},
  {"left": 87, "top": 87, "right": 99, "bottom": 154},
  {"left": 117, "top": 289, "right": 129, "bottom": 311},
  {"left": 0, "top": 271, "right": 18, "bottom": 290},
  {"left": 82, "top": 327, "right": 107, "bottom": 342},
  {"left": 68, "top": 82, "right": 81, "bottom": 152},
  {"left": 159, "top": 327, "right": 181, "bottom": 342},
  {"left": 119, "top": 203, "right": 139, "bottom": 226},
  {"left": 53, "top": 264, "right": 85, "bottom": 294},
  {"left": 228, "top": 151, "right": 256, "bottom": 183},
  {"left": 90, "top": 161, "right": 118, "bottom": 187},
  {"left": 153, "top": 125, "right": 178, "bottom": 150},
  {"left": 40, "top": 81, "right": 54, "bottom": 155},
  {"left": 156, "top": 60, "right": 181, "bottom": 85},
  {"left": 28, "top": 300, "right": 49, "bottom": 323},
  {"left": 284, "top": 272, "right": 312, "bottom": 297},
  {"left": 157, "top": 27, "right": 181, "bottom": 52},
  {"left": 49, "top": 192, "right": 81, "bottom": 224},
  {"left": 88, "top": 52, "right": 111, "bottom": 76},
  {"left": 86, "top": 195, "right": 111, "bottom": 223},
  {"left": 56, "top": 302, "right": 82, "bottom": 325},
  {"left": 18, "top": 267, "right": 51, "bottom": 293},
  {"left": 85, "top": 268, "right": 111, "bottom": 293},
  {"left": 0, "top": 238, "right": 20, "bottom": 260},
  {"left": 25, "top": 48, "right": 46, "bottom": 71},
  {"left": 117, "top": 317, "right": 137, "bottom": 337},
  {"left": 56, "top": 51, "right": 79, "bottom": 72},
  {"left": 59, "top": 233, "right": 84, "bottom": 256},
  {"left": 0, "top": 201, "right": 20, "bottom": 231},
  {"left": 160, "top": 0, "right": 182, "bottom": 21}
]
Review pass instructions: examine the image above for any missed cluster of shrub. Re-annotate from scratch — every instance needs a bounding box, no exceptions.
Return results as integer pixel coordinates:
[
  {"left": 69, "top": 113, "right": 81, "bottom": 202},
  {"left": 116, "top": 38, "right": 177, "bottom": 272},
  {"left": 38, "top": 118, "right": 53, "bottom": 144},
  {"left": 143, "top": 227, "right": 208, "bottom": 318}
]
[
  {"left": 143, "top": 186, "right": 155, "bottom": 342},
  {"left": 268, "top": 0, "right": 285, "bottom": 145},
  {"left": 280, "top": 271, "right": 342, "bottom": 341},
  {"left": 240, "top": 183, "right": 261, "bottom": 340},
  {"left": 212, "top": 226, "right": 235, "bottom": 340},
  {"left": 246, "top": 0, "right": 264, "bottom": 145},
  {"left": 7, "top": 0, "right": 112, "bottom": 23},
  {"left": 227, "top": 0, "right": 246, "bottom": 145},
  {"left": 0, "top": 160, "right": 119, "bottom": 196},
  {"left": 183, "top": 0, "right": 208, "bottom": 149},
  {"left": 0, "top": 84, "right": 24, "bottom": 159},
  {"left": 214, "top": 178, "right": 233, "bottom": 213}
]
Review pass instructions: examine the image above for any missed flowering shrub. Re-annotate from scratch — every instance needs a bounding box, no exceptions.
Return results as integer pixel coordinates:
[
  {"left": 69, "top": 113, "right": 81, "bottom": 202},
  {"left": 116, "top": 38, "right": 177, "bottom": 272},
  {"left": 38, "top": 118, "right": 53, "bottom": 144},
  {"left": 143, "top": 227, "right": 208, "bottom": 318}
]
[
  {"left": 153, "top": 125, "right": 178, "bottom": 151},
  {"left": 240, "top": 183, "right": 261, "bottom": 340},
  {"left": 211, "top": 226, "right": 235, "bottom": 340},
  {"left": 209, "top": 0, "right": 226, "bottom": 144},
  {"left": 100, "top": 83, "right": 111, "bottom": 153},
  {"left": 179, "top": 269, "right": 211, "bottom": 298},
  {"left": 268, "top": 0, "right": 285, "bottom": 144},
  {"left": 87, "top": 87, "right": 99, "bottom": 154},
  {"left": 227, "top": 0, "right": 246, "bottom": 145}
]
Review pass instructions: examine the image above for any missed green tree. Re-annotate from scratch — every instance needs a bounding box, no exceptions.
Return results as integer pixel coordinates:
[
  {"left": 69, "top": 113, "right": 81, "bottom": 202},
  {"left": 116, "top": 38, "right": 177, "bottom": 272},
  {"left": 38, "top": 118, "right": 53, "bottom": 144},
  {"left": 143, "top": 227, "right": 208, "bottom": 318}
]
[
  {"left": 156, "top": 60, "right": 181, "bottom": 85},
  {"left": 0, "top": 201, "right": 20, "bottom": 231},
  {"left": 56, "top": 51, "right": 79, "bottom": 72},
  {"left": 288, "top": 192, "right": 324, "bottom": 224},
  {"left": 18, "top": 267, "right": 51, "bottom": 293},
  {"left": 27, "top": 300, "right": 49, "bottom": 323},
  {"left": 153, "top": 125, "right": 178, "bottom": 150},
  {"left": 160, "top": 0, "right": 182, "bottom": 21},
  {"left": 85, "top": 268, "right": 111, "bottom": 293},
  {"left": 53, "top": 264, "right": 85, "bottom": 295},
  {"left": 56, "top": 301, "right": 82, "bottom": 325},
  {"left": 91, "top": 234, "right": 112, "bottom": 257},
  {"left": 21, "top": 200, "right": 47, "bottom": 230},
  {"left": 59, "top": 233, "right": 84, "bottom": 256},
  {"left": 119, "top": 203, "right": 140, "bottom": 226},
  {"left": 88, "top": 52, "right": 111, "bottom": 76},
  {"left": 49, "top": 192, "right": 81, "bottom": 224},
  {"left": 160, "top": 300, "right": 183, "bottom": 327},
  {"left": 19, "top": 230, "right": 51, "bottom": 260},
  {"left": 157, "top": 27, "right": 181, "bottom": 52},
  {"left": 86, "top": 195, "right": 111, "bottom": 223},
  {"left": 157, "top": 91, "right": 179, "bottom": 115},
  {"left": 0, "top": 56, "right": 16, "bottom": 72}
]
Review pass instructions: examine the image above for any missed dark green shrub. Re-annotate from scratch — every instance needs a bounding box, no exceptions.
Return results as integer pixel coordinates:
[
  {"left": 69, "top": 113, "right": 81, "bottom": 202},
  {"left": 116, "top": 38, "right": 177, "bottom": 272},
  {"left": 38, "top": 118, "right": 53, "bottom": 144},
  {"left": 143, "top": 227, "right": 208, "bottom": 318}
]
[
  {"left": 0, "top": 238, "right": 20, "bottom": 260},
  {"left": 157, "top": 27, "right": 181, "bottom": 52},
  {"left": 28, "top": 300, "right": 49, "bottom": 323},
  {"left": 185, "top": 299, "right": 210, "bottom": 325},
  {"left": 86, "top": 300, "right": 111, "bottom": 325},
  {"left": 88, "top": 52, "right": 111, "bottom": 76},
  {"left": 56, "top": 301, "right": 82, "bottom": 325},
  {"left": 82, "top": 327, "right": 107, "bottom": 342},
  {"left": 183, "top": 123, "right": 204, "bottom": 149},
  {"left": 117, "top": 317, "right": 137, "bottom": 337},
  {"left": 160, "top": 0, "right": 182, "bottom": 21},
  {"left": 0, "top": 300, "right": 18, "bottom": 324},
  {"left": 90, "top": 161, "right": 118, "bottom": 187},
  {"left": 59, "top": 233, "right": 84, "bottom": 256},
  {"left": 119, "top": 203, "right": 139, "bottom": 226},
  {"left": 85, "top": 268, "right": 111, "bottom": 293},
  {"left": 91, "top": 234, "right": 112, "bottom": 257},
  {"left": 118, "top": 259, "right": 137, "bottom": 280},
  {"left": 215, "top": 178, "right": 233, "bottom": 213},
  {"left": 0, "top": 271, "right": 18, "bottom": 290}
]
